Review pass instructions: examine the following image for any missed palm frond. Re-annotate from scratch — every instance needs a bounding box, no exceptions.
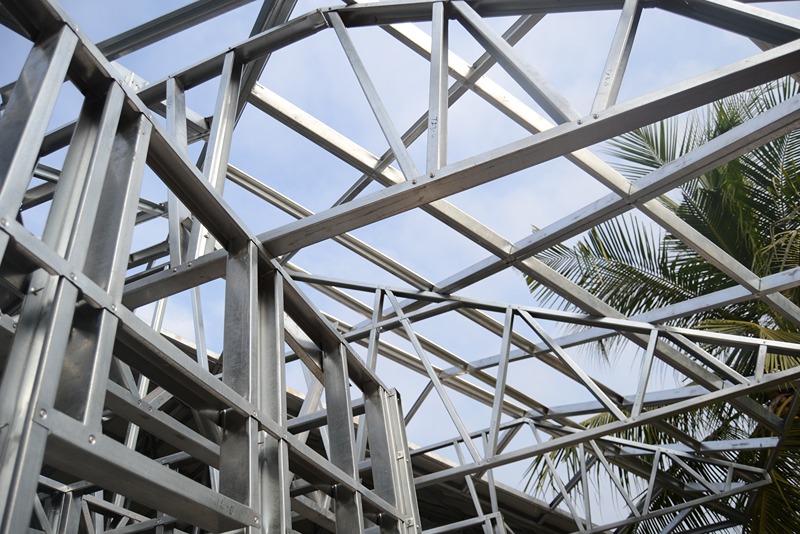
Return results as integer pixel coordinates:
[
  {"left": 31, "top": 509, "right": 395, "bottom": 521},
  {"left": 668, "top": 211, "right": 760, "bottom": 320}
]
[
  {"left": 530, "top": 215, "right": 703, "bottom": 317},
  {"left": 525, "top": 77, "right": 800, "bottom": 532},
  {"left": 605, "top": 119, "right": 695, "bottom": 180}
]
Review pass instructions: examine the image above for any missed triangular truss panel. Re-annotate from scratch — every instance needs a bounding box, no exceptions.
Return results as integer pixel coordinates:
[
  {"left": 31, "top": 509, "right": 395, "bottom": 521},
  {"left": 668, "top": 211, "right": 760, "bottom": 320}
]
[{"left": 1, "top": 0, "right": 799, "bottom": 532}]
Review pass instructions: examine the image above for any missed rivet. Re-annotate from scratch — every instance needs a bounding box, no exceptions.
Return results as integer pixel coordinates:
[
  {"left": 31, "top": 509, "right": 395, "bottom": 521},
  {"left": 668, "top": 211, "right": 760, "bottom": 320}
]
[
  {"left": 111, "top": 304, "right": 117, "bottom": 312},
  {"left": 188, "top": 262, "right": 193, "bottom": 267},
  {"left": 39, "top": 409, "right": 47, "bottom": 418},
  {"left": 412, "top": 179, "right": 417, "bottom": 184},
  {"left": 88, "top": 435, "right": 96, "bottom": 444},
  {"left": 69, "top": 273, "right": 77, "bottom": 281},
  {"left": 593, "top": 114, "right": 599, "bottom": 119},
  {"left": 0, "top": 219, "right": 7, "bottom": 226},
  {"left": 254, "top": 517, "right": 259, "bottom": 524},
  {"left": 577, "top": 119, "right": 583, "bottom": 125},
  {"left": 429, "top": 172, "right": 435, "bottom": 178},
  {"left": 172, "top": 267, "right": 178, "bottom": 273}
]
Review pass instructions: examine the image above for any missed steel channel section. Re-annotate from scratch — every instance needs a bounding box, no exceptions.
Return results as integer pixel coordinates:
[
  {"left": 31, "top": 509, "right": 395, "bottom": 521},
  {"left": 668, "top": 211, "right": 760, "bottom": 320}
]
[
  {"left": 0, "top": 1, "right": 410, "bottom": 532},
  {"left": 259, "top": 269, "right": 293, "bottom": 532},
  {"left": 364, "top": 15, "right": 800, "bottom": 329},
  {"left": 128, "top": 39, "right": 796, "bottom": 404},
  {"left": 0, "top": 78, "right": 125, "bottom": 531},
  {"left": 222, "top": 136, "right": 619, "bottom": 424},
  {"left": 1, "top": 0, "right": 800, "bottom": 532},
  {"left": 233, "top": 79, "right": 800, "bottom": 434},
  {"left": 53, "top": 110, "right": 152, "bottom": 434},
  {"left": 426, "top": 1, "right": 448, "bottom": 174},
  {"left": 413, "top": 366, "right": 800, "bottom": 489},
  {"left": 244, "top": 36, "right": 800, "bottom": 436},
  {"left": 451, "top": 0, "right": 580, "bottom": 125},
  {"left": 323, "top": 343, "right": 366, "bottom": 533},
  {"left": 219, "top": 240, "right": 260, "bottom": 531},
  {"left": 0, "top": 25, "right": 77, "bottom": 261},
  {"left": 0, "top": 0, "right": 257, "bottom": 102},
  {"left": 346, "top": 13, "right": 792, "bottom": 444},
  {"left": 330, "top": 12, "right": 420, "bottom": 181},
  {"left": 592, "top": 0, "right": 640, "bottom": 112},
  {"left": 302, "top": 276, "right": 792, "bottom": 456}
]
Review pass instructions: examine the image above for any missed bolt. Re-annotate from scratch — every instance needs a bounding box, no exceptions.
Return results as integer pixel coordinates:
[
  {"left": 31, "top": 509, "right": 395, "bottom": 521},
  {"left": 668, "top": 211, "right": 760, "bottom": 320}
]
[
  {"left": 188, "top": 262, "right": 193, "bottom": 267},
  {"left": 69, "top": 273, "right": 77, "bottom": 281},
  {"left": 412, "top": 179, "right": 417, "bottom": 184},
  {"left": 0, "top": 219, "right": 7, "bottom": 226},
  {"left": 172, "top": 267, "right": 178, "bottom": 273},
  {"left": 39, "top": 409, "right": 47, "bottom": 418},
  {"left": 88, "top": 435, "right": 96, "bottom": 444},
  {"left": 254, "top": 517, "right": 259, "bottom": 524},
  {"left": 593, "top": 114, "right": 599, "bottom": 119},
  {"left": 577, "top": 119, "right": 583, "bottom": 125},
  {"left": 111, "top": 304, "right": 117, "bottom": 312},
  {"left": 429, "top": 172, "right": 435, "bottom": 178}
]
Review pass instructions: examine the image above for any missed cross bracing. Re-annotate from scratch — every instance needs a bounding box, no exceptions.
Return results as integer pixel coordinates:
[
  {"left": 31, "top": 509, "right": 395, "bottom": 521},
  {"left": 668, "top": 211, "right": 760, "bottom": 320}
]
[{"left": 0, "top": 0, "right": 799, "bottom": 532}]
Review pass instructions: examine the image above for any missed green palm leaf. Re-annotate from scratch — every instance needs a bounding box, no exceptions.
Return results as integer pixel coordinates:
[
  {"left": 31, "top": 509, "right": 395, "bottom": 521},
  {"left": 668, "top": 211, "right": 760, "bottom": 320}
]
[{"left": 526, "top": 77, "right": 800, "bottom": 533}]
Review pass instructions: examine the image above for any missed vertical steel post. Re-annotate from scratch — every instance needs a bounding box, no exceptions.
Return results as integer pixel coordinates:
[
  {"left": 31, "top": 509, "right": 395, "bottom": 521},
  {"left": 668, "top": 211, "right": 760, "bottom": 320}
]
[
  {"left": 0, "top": 80, "right": 125, "bottom": 531},
  {"left": 324, "top": 343, "right": 365, "bottom": 533},
  {"left": 0, "top": 25, "right": 77, "bottom": 261},
  {"left": 426, "top": 0, "right": 448, "bottom": 174},
  {"left": 165, "top": 76, "right": 189, "bottom": 266},
  {"left": 220, "top": 239, "right": 261, "bottom": 532},
  {"left": 364, "top": 385, "right": 422, "bottom": 533},
  {"left": 55, "top": 113, "right": 152, "bottom": 431},
  {"left": 261, "top": 270, "right": 292, "bottom": 531}
]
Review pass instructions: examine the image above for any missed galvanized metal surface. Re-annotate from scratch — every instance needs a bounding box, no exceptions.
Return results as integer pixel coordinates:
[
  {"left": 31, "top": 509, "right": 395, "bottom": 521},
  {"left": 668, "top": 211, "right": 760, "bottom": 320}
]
[{"left": 0, "top": 0, "right": 799, "bottom": 532}]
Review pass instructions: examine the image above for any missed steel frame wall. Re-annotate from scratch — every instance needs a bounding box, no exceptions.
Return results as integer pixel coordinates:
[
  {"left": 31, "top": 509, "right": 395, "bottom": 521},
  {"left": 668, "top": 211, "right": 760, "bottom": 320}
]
[{"left": 0, "top": 0, "right": 799, "bottom": 532}]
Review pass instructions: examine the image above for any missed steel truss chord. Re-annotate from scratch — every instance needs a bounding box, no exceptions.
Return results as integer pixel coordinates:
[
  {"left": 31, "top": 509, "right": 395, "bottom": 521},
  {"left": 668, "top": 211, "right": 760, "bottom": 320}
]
[{"left": 2, "top": 0, "right": 800, "bottom": 532}]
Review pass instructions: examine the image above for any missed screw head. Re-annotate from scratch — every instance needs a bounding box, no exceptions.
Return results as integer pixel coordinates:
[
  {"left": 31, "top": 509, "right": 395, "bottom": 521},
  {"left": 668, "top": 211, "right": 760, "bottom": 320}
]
[
  {"left": 39, "top": 409, "right": 47, "bottom": 418},
  {"left": 88, "top": 435, "right": 96, "bottom": 444},
  {"left": 0, "top": 219, "right": 7, "bottom": 226},
  {"left": 69, "top": 273, "right": 77, "bottom": 280},
  {"left": 577, "top": 119, "right": 583, "bottom": 125}
]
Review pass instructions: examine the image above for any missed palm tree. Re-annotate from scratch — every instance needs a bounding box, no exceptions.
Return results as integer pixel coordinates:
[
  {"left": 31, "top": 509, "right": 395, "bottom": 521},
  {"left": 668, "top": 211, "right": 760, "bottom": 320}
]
[{"left": 525, "top": 78, "right": 800, "bottom": 533}]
